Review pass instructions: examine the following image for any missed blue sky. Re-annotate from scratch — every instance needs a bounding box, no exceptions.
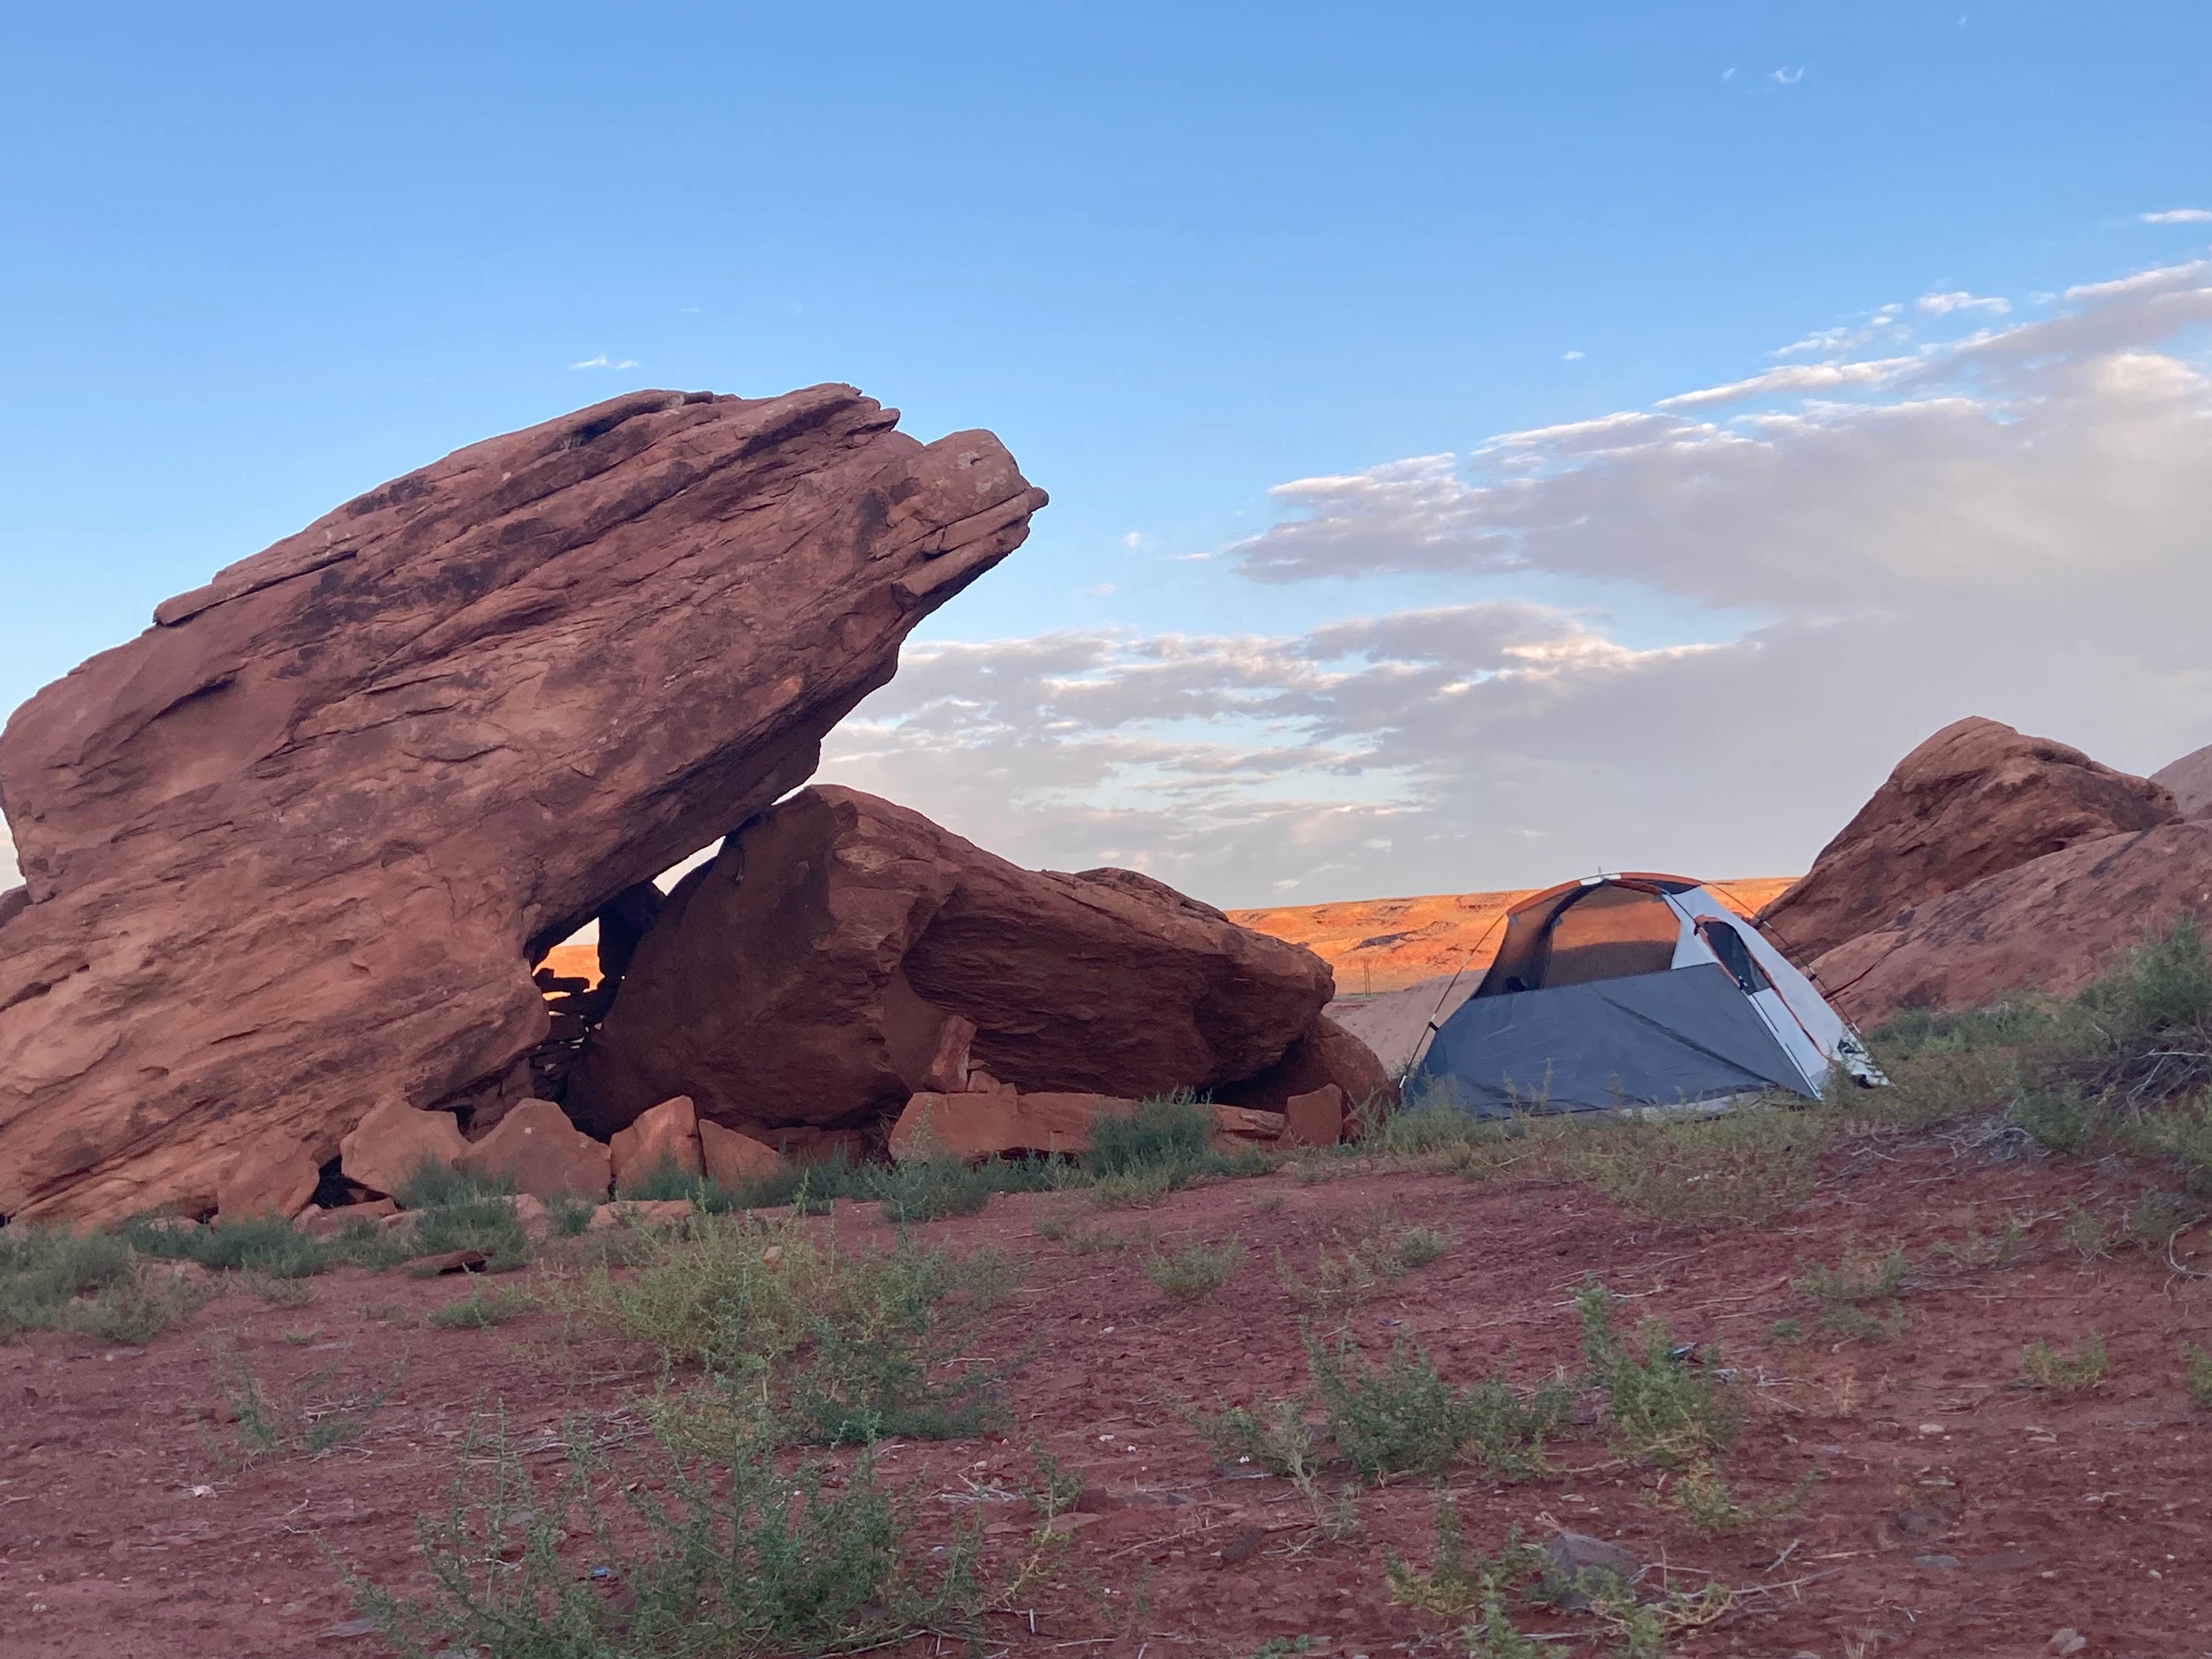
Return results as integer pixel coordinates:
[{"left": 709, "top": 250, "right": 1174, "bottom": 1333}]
[{"left": 4, "top": 4, "right": 2210, "bottom": 904}]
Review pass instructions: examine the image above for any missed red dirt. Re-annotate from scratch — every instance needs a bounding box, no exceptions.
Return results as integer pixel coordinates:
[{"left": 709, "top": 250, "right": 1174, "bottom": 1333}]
[{"left": 7, "top": 1130, "right": 2211, "bottom": 1658}]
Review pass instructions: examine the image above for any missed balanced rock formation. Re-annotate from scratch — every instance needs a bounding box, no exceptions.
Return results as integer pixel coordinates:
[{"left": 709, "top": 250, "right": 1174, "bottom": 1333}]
[
  {"left": 1815, "top": 823, "right": 2212, "bottom": 1025},
  {"left": 2153, "top": 742, "right": 2212, "bottom": 820},
  {"left": 1758, "top": 717, "right": 2178, "bottom": 964},
  {"left": 568, "top": 786, "right": 1336, "bottom": 1138},
  {"left": 0, "top": 387, "right": 1043, "bottom": 1223}
]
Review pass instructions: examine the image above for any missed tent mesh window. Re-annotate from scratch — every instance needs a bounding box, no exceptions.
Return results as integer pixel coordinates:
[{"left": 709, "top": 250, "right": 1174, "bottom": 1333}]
[
  {"left": 1696, "top": 918, "right": 1771, "bottom": 994},
  {"left": 1481, "top": 884, "right": 1681, "bottom": 995}
]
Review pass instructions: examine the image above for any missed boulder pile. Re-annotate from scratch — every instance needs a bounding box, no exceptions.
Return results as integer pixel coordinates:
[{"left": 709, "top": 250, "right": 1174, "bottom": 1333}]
[
  {"left": 1758, "top": 717, "right": 2178, "bottom": 962},
  {"left": 565, "top": 786, "right": 1383, "bottom": 1158}
]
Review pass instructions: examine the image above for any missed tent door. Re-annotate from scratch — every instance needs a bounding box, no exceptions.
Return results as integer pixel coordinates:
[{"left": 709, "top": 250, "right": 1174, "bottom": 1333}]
[{"left": 1746, "top": 986, "right": 1830, "bottom": 1094}]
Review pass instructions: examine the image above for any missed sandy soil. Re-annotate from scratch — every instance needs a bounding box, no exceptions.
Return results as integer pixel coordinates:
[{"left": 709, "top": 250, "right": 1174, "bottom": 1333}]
[
  {"left": 1231, "top": 879, "right": 1798, "bottom": 996},
  {"left": 5, "top": 1127, "right": 2209, "bottom": 1658}
]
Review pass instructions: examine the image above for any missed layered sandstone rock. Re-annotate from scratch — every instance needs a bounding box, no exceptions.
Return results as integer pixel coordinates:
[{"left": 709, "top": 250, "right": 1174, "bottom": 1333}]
[
  {"left": 0, "top": 387, "right": 1042, "bottom": 1223},
  {"left": 1757, "top": 718, "right": 2178, "bottom": 964},
  {"left": 567, "top": 786, "right": 1335, "bottom": 1137},
  {"left": 1814, "top": 823, "right": 2212, "bottom": 1025}
]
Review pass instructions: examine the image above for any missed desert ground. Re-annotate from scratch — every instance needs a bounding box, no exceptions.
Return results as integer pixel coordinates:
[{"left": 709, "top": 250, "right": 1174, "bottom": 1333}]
[{"left": 8, "top": 1042, "right": 2212, "bottom": 1658}]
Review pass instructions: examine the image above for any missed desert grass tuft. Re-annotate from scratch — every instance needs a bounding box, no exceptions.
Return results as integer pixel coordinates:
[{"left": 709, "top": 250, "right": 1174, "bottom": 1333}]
[{"left": 1139, "top": 1234, "right": 1245, "bottom": 1301}]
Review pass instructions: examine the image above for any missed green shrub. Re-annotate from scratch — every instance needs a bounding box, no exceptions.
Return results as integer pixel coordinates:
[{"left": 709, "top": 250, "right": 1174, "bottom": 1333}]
[
  {"left": 355, "top": 1409, "right": 1038, "bottom": 1659},
  {"left": 2021, "top": 1333, "right": 2108, "bottom": 1393},
  {"left": 1090, "top": 1165, "right": 1177, "bottom": 1209},
  {"left": 429, "top": 1283, "right": 537, "bottom": 1330},
  {"left": 406, "top": 1190, "right": 532, "bottom": 1273},
  {"left": 1140, "top": 1235, "right": 1245, "bottom": 1300},
  {"left": 1575, "top": 1280, "right": 1737, "bottom": 1465},
  {"left": 867, "top": 1155, "right": 998, "bottom": 1223},
  {"left": 2182, "top": 1341, "right": 2212, "bottom": 1409},
  {"left": 0, "top": 1226, "right": 136, "bottom": 1338},
  {"left": 1565, "top": 1107, "right": 1826, "bottom": 1227},
  {"left": 71, "top": 1263, "right": 201, "bottom": 1345},
  {"left": 125, "top": 1213, "right": 331, "bottom": 1278},
  {"left": 213, "top": 1337, "right": 401, "bottom": 1463},
  {"left": 1871, "top": 999, "right": 2049, "bottom": 1060},
  {"left": 1375, "top": 1099, "right": 1484, "bottom": 1157},
  {"left": 1086, "top": 1093, "right": 1215, "bottom": 1178},
  {"left": 560, "top": 1216, "right": 1026, "bottom": 1444},
  {"left": 1305, "top": 1331, "right": 1566, "bottom": 1482}
]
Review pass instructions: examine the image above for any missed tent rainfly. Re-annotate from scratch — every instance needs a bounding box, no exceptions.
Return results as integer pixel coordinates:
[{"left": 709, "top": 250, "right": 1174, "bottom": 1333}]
[{"left": 1407, "top": 872, "right": 1886, "bottom": 1118}]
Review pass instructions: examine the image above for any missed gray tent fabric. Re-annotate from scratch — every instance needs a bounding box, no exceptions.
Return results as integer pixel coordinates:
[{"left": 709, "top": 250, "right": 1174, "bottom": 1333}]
[{"left": 1408, "top": 962, "right": 1816, "bottom": 1118}]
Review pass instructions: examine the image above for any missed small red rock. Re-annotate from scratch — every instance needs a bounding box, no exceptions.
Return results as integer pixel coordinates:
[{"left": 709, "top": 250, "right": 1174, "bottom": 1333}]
[
  {"left": 339, "top": 1099, "right": 468, "bottom": 1200},
  {"left": 217, "top": 1130, "right": 320, "bottom": 1222},
  {"left": 610, "top": 1095, "right": 702, "bottom": 1193},
  {"left": 698, "top": 1119, "right": 783, "bottom": 1188},
  {"left": 456, "top": 1098, "right": 610, "bottom": 1201}
]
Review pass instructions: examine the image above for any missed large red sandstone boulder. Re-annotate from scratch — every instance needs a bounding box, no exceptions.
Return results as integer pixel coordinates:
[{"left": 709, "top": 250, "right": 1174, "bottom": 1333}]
[
  {"left": 455, "top": 1098, "right": 611, "bottom": 1201},
  {"left": 567, "top": 787, "right": 1335, "bottom": 1136},
  {"left": 0, "top": 387, "right": 1042, "bottom": 1223},
  {"left": 1814, "top": 823, "right": 2212, "bottom": 1025},
  {"left": 1757, "top": 717, "right": 2177, "bottom": 964},
  {"left": 2153, "top": 743, "right": 2212, "bottom": 820}
]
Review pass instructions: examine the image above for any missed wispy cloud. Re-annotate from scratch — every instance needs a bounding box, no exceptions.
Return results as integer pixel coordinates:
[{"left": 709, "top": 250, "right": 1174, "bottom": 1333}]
[
  {"left": 1772, "top": 66, "right": 1805, "bottom": 86},
  {"left": 2140, "top": 208, "right": 2212, "bottom": 225},
  {"left": 1916, "top": 290, "right": 2010, "bottom": 317},
  {"left": 821, "top": 257, "right": 2212, "bottom": 903},
  {"left": 1561, "top": 349, "right": 1585, "bottom": 361},
  {"left": 569, "top": 354, "right": 641, "bottom": 370}
]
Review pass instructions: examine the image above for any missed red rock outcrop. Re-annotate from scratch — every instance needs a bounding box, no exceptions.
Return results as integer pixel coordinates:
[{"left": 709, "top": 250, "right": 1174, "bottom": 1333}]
[
  {"left": 0, "top": 387, "right": 1042, "bottom": 1223},
  {"left": 567, "top": 786, "right": 1335, "bottom": 1137},
  {"left": 2153, "top": 743, "right": 2212, "bottom": 820},
  {"left": 1813, "top": 823, "right": 2212, "bottom": 1024},
  {"left": 1757, "top": 718, "right": 2178, "bottom": 964}
]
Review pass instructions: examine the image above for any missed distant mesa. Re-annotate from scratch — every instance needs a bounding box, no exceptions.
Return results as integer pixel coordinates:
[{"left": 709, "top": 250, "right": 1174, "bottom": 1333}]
[{"left": 1230, "top": 877, "right": 1795, "bottom": 999}]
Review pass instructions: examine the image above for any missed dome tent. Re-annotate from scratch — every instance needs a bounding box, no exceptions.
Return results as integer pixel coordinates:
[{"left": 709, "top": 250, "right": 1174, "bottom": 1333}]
[{"left": 1407, "top": 873, "right": 1884, "bottom": 1118}]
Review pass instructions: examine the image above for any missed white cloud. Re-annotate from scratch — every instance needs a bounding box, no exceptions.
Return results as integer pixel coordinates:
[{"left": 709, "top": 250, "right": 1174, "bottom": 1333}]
[
  {"left": 1773, "top": 66, "right": 1805, "bottom": 86},
  {"left": 1722, "top": 67, "right": 1737, "bottom": 81},
  {"left": 824, "top": 257, "right": 2212, "bottom": 905},
  {"left": 2140, "top": 208, "right": 2212, "bottom": 225},
  {"left": 569, "top": 354, "right": 641, "bottom": 370},
  {"left": 1562, "top": 349, "right": 1585, "bottom": 360},
  {"left": 1916, "top": 290, "right": 2010, "bottom": 317},
  {"left": 1654, "top": 357, "right": 1917, "bottom": 410}
]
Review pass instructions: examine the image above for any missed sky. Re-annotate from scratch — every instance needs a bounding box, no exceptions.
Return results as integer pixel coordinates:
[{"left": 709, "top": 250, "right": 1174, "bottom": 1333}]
[{"left": 3, "top": 3, "right": 2209, "bottom": 906}]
